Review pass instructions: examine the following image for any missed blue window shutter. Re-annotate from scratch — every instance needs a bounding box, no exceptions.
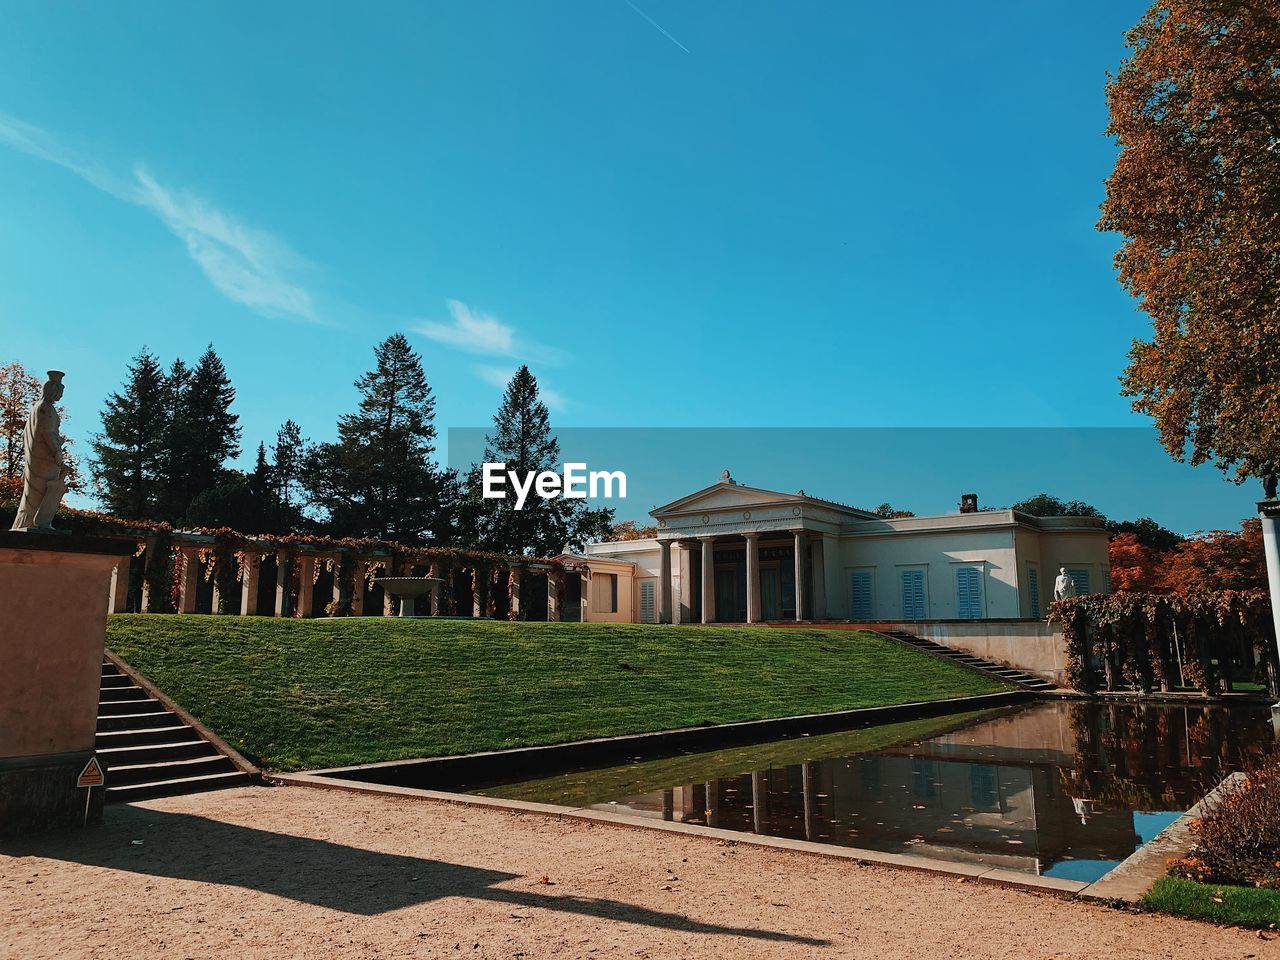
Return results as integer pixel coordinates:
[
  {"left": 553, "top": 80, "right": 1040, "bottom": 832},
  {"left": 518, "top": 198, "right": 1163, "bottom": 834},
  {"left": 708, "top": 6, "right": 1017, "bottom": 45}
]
[
  {"left": 1068, "top": 568, "right": 1091, "bottom": 596},
  {"left": 901, "top": 569, "right": 926, "bottom": 619},
  {"left": 956, "top": 568, "right": 983, "bottom": 619},
  {"left": 850, "top": 572, "right": 873, "bottom": 619}
]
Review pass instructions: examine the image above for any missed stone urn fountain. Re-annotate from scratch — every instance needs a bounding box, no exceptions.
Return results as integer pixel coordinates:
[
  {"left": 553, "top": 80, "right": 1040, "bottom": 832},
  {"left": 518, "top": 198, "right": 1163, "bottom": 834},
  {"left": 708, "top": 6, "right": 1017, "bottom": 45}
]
[{"left": 374, "top": 576, "right": 445, "bottom": 617}]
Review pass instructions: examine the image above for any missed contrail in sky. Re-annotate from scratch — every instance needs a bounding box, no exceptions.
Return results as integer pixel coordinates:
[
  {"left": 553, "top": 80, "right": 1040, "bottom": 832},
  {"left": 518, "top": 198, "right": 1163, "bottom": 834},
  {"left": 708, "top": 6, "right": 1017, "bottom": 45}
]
[{"left": 622, "top": 0, "right": 690, "bottom": 53}]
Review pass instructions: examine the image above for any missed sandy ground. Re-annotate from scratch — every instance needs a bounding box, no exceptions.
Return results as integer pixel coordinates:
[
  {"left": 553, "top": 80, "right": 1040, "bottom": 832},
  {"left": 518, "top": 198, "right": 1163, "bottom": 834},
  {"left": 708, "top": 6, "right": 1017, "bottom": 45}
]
[{"left": 1, "top": 785, "right": 1275, "bottom": 960}]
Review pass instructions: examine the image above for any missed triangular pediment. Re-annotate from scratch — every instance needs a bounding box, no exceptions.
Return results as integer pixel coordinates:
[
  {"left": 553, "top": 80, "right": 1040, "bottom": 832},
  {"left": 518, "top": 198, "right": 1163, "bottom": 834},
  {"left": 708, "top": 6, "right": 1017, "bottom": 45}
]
[{"left": 651, "top": 482, "right": 802, "bottom": 517}]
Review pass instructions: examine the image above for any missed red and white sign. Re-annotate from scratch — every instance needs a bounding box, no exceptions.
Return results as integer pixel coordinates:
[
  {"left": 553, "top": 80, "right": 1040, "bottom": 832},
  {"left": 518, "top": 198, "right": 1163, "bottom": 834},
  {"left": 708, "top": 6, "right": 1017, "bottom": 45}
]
[{"left": 77, "top": 757, "right": 105, "bottom": 788}]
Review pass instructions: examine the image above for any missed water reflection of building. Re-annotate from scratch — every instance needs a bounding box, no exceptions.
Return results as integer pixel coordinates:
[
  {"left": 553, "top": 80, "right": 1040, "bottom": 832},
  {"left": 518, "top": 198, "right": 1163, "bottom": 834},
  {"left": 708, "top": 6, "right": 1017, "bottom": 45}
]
[{"left": 589, "top": 701, "right": 1272, "bottom": 876}]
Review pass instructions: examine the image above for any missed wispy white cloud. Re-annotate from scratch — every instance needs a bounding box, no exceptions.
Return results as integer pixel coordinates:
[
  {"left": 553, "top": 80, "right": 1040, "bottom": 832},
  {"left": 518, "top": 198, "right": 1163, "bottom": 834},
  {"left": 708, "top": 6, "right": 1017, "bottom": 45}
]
[
  {"left": 0, "top": 110, "right": 319, "bottom": 324},
  {"left": 417, "top": 299, "right": 568, "bottom": 366},
  {"left": 476, "top": 363, "right": 568, "bottom": 413}
]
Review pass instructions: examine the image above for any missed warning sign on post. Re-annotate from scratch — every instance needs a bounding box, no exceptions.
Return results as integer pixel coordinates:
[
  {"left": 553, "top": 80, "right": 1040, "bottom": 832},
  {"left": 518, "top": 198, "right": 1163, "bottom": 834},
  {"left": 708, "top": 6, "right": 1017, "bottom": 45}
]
[{"left": 77, "top": 757, "right": 105, "bottom": 788}]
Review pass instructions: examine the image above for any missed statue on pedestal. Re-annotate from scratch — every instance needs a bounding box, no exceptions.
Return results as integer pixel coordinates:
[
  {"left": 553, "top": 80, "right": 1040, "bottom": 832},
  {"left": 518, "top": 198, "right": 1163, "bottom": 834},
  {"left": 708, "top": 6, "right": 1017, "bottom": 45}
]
[
  {"left": 1053, "top": 567, "right": 1075, "bottom": 602},
  {"left": 10, "top": 371, "right": 69, "bottom": 533}
]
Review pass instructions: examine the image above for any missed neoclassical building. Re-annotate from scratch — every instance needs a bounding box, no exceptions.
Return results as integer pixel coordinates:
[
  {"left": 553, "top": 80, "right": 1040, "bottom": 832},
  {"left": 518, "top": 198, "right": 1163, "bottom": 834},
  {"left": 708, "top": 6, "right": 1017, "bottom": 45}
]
[{"left": 580, "top": 473, "right": 1110, "bottom": 625}]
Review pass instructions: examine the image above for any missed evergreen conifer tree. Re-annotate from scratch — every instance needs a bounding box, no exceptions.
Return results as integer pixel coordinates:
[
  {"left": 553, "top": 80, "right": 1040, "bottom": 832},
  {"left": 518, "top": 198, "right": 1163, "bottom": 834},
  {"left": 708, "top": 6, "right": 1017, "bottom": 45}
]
[
  {"left": 470, "top": 365, "right": 612, "bottom": 555},
  {"left": 159, "top": 347, "right": 240, "bottom": 522},
  {"left": 301, "top": 334, "right": 444, "bottom": 541},
  {"left": 91, "top": 348, "right": 170, "bottom": 519}
]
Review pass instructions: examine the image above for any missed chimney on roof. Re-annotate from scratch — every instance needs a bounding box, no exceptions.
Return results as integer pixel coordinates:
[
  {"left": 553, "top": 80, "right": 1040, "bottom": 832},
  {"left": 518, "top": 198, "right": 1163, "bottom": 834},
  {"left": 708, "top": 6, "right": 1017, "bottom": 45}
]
[{"left": 959, "top": 493, "right": 978, "bottom": 514}]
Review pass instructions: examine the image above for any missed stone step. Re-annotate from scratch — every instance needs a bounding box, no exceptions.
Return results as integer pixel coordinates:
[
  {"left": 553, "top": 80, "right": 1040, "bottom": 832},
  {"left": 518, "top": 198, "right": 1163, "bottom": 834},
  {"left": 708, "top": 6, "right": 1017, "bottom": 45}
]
[
  {"left": 98, "top": 697, "right": 163, "bottom": 716},
  {"left": 97, "top": 739, "right": 219, "bottom": 766},
  {"left": 105, "top": 770, "right": 250, "bottom": 804},
  {"left": 103, "top": 754, "right": 237, "bottom": 788},
  {"left": 96, "top": 724, "right": 196, "bottom": 748},
  {"left": 96, "top": 709, "right": 178, "bottom": 731},
  {"left": 876, "top": 630, "right": 1055, "bottom": 691},
  {"left": 99, "top": 673, "right": 134, "bottom": 688},
  {"left": 99, "top": 685, "right": 150, "bottom": 702}
]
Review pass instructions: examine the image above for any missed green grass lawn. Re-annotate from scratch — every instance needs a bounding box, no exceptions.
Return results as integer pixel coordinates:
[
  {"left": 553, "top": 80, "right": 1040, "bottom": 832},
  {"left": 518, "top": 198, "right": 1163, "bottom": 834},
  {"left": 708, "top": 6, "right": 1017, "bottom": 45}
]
[
  {"left": 106, "top": 615, "right": 1009, "bottom": 772},
  {"left": 1143, "top": 876, "right": 1280, "bottom": 929}
]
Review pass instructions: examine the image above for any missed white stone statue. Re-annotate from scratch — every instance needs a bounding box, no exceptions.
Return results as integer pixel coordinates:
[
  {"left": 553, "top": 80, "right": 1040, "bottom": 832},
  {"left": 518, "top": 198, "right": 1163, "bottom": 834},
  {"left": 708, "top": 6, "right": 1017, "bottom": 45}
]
[
  {"left": 10, "top": 371, "right": 69, "bottom": 533},
  {"left": 1053, "top": 566, "right": 1075, "bottom": 602}
]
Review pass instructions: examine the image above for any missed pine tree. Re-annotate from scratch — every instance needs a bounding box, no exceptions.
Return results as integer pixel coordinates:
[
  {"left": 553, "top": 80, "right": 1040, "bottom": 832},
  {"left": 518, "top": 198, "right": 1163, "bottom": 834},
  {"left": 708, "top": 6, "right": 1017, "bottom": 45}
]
[
  {"left": 271, "top": 419, "right": 306, "bottom": 517},
  {"left": 91, "top": 349, "right": 170, "bottom": 519},
  {"left": 301, "top": 334, "right": 445, "bottom": 541},
  {"left": 469, "top": 365, "right": 613, "bottom": 556},
  {"left": 160, "top": 347, "right": 240, "bottom": 522}
]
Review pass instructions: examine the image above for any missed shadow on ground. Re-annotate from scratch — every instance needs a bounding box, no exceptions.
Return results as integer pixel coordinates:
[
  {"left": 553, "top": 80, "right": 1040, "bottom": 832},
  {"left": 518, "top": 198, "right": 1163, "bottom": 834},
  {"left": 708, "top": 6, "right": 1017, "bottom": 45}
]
[{"left": 0, "top": 800, "right": 827, "bottom": 946}]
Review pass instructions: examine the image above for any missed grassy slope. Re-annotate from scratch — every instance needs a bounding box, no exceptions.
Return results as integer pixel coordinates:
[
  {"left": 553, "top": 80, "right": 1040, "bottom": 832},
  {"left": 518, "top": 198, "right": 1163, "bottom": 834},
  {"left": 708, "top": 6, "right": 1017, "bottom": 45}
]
[
  {"left": 106, "top": 615, "right": 1008, "bottom": 771},
  {"left": 1143, "top": 876, "right": 1280, "bottom": 929}
]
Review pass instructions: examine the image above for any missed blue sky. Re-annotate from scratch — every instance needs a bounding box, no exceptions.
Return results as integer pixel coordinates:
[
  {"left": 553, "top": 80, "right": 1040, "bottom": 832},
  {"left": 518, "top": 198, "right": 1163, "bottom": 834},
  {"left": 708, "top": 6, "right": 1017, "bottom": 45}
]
[{"left": 0, "top": 2, "right": 1262, "bottom": 530}]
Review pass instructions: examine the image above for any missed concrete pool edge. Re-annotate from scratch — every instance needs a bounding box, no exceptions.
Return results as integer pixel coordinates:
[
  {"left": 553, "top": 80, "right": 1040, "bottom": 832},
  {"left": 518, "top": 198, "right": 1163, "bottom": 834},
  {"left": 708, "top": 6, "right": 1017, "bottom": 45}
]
[
  {"left": 1076, "top": 772, "right": 1244, "bottom": 904},
  {"left": 291, "top": 689, "right": 1035, "bottom": 785},
  {"left": 269, "top": 771, "right": 1090, "bottom": 897}
]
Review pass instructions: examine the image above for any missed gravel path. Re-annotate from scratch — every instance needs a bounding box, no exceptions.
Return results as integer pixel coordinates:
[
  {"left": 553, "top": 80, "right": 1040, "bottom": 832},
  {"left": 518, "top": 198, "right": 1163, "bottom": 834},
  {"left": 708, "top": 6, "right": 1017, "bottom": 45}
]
[{"left": 1, "top": 785, "right": 1272, "bottom": 959}]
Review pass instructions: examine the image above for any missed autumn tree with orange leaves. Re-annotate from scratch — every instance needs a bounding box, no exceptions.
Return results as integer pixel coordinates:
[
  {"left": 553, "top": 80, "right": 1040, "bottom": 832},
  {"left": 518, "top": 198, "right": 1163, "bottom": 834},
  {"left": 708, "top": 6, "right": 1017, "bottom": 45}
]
[
  {"left": 0, "top": 359, "right": 83, "bottom": 500},
  {"left": 1100, "top": 1, "right": 1280, "bottom": 494}
]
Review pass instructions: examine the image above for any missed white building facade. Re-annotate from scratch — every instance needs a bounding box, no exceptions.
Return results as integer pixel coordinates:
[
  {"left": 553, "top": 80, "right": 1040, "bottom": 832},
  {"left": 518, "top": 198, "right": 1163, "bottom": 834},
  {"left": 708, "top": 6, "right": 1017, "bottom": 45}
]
[{"left": 581, "top": 475, "right": 1110, "bottom": 625}]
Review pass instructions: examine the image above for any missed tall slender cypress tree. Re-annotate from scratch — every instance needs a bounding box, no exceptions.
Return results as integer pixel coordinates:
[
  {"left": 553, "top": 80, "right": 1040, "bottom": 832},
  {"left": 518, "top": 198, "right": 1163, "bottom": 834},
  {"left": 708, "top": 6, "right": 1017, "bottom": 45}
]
[{"left": 91, "top": 348, "right": 170, "bottom": 519}]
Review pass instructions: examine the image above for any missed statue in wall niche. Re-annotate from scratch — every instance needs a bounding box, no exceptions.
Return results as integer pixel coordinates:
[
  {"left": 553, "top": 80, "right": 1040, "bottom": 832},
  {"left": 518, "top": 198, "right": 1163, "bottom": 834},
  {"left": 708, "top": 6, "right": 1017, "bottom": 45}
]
[
  {"left": 10, "top": 371, "right": 70, "bottom": 533},
  {"left": 1053, "top": 567, "right": 1075, "bottom": 602}
]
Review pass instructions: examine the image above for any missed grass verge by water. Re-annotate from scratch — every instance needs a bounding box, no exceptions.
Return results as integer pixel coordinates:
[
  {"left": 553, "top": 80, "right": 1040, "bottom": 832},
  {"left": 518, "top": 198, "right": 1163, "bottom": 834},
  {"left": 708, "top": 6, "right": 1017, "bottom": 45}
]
[
  {"left": 106, "top": 615, "right": 1008, "bottom": 771},
  {"left": 1142, "top": 876, "right": 1280, "bottom": 929}
]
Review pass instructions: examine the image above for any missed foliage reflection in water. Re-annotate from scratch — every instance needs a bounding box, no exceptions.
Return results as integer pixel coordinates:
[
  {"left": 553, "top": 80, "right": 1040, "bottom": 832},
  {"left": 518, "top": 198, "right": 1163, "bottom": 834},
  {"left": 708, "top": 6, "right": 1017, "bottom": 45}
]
[{"left": 464, "top": 701, "right": 1274, "bottom": 882}]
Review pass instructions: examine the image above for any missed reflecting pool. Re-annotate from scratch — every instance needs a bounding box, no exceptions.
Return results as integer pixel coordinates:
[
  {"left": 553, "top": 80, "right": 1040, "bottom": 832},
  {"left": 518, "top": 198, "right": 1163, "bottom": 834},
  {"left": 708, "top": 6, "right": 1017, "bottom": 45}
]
[{"left": 461, "top": 701, "right": 1275, "bottom": 882}]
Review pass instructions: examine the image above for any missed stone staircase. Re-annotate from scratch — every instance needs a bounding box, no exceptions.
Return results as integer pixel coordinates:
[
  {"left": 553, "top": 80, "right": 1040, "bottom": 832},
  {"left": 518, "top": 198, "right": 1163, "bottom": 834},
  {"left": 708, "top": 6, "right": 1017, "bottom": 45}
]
[
  {"left": 96, "top": 659, "right": 251, "bottom": 802},
  {"left": 876, "top": 630, "right": 1056, "bottom": 692}
]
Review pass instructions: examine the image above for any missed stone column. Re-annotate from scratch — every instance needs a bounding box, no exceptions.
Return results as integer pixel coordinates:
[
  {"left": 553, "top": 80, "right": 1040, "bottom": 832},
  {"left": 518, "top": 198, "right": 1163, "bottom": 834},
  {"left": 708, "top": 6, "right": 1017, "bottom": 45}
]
[
  {"left": 658, "top": 541, "right": 673, "bottom": 624},
  {"left": 705, "top": 780, "right": 719, "bottom": 827},
  {"left": 473, "top": 569, "right": 485, "bottom": 618},
  {"left": 108, "top": 557, "right": 130, "bottom": 614},
  {"left": 677, "top": 543, "right": 697, "bottom": 624},
  {"left": 211, "top": 578, "right": 224, "bottom": 615},
  {"left": 428, "top": 562, "right": 443, "bottom": 616},
  {"left": 382, "top": 557, "right": 400, "bottom": 617},
  {"left": 745, "top": 534, "right": 761, "bottom": 624},
  {"left": 296, "top": 555, "right": 315, "bottom": 618},
  {"left": 700, "top": 537, "right": 716, "bottom": 624},
  {"left": 330, "top": 559, "right": 345, "bottom": 616},
  {"left": 349, "top": 561, "right": 365, "bottom": 616},
  {"left": 811, "top": 536, "right": 827, "bottom": 620},
  {"left": 274, "top": 551, "right": 292, "bottom": 618},
  {"left": 580, "top": 572, "right": 589, "bottom": 622},
  {"left": 1259, "top": 498, "right": 1280, "bottom": 717},
  {"left": 139, "top": 536, "right": 161, "bottom": 613},
  {"left": 793, "top": 530, "right": 806, "bottom": 622},
  {"left": 508, "top": 567, "right": 522, "bottom": 620},
  {"left": 546, "top": 572, "right": 560, "bottom": 622},
  {"left": 177, "top": 547, "right": 199, "bottom": 616},
  {"left": 240, "top": 553, "right": 261, "bottom": 616}
]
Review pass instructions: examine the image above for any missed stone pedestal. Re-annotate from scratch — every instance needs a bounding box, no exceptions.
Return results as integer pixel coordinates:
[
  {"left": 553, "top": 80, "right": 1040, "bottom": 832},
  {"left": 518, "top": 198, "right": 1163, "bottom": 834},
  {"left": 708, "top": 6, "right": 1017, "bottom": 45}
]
[{"left": 0, "top": 531, "right": 133, "bottom": 834}]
